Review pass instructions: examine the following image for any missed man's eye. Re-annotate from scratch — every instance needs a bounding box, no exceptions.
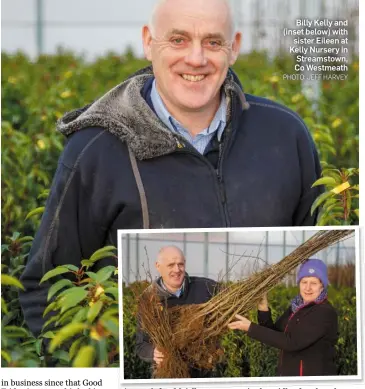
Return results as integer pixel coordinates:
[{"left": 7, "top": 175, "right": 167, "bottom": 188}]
[
  {"left": 206, "top": 40, "right": 222, "bottom": 48},
  {"left": 171, "top": 38, "right": 185, "bottom": 45}
]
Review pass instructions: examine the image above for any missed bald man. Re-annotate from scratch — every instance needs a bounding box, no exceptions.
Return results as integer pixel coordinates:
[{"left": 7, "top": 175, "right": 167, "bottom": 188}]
[
  {"left": 135, "top": 245, "right": 218, "bottom": 378},
  {"left": 20, "top": 0, "right": 321, "bottom": 338}
]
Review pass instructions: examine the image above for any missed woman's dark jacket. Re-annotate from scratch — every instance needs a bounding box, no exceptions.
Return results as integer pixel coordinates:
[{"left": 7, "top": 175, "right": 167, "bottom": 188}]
[
  {"left": 19, "top": 66, "right": 322, "bottom": 337},
  {"left": 247, "top": 300, "right": 338, "bottom": 376},
  {"left": 136, "top": 274, "right": 218, "bottom": 378}
]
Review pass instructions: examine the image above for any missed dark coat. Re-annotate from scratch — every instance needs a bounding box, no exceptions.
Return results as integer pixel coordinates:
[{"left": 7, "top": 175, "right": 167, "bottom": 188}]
[
  {"left": 19, "top": 66, "right": 322, "bottom": 337},
  {"left": 136, "top": 275, "right": 218, "bottom": 378},
  {"left": 247, "top": 300, "right": 338, "bottom": 376}
]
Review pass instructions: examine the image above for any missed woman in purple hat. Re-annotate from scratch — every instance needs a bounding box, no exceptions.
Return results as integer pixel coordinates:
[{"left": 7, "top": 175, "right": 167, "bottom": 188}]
[{"left": 228, "top": 258, "right": 338, "bottom": 376}]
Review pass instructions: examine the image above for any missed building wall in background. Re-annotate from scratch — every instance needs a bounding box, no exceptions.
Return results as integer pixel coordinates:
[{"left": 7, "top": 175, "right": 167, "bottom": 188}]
[
  {"left": 120, "top": 231, "right": 356, "bottom": 284},
  {"left": 1, "top": 0, "right": 359, "bottom": 59}
]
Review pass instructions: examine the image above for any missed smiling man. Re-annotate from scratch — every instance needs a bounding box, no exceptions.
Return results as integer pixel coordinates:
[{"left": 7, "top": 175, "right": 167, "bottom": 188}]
[
  {"left": 20, "top": 0, "right": 322, "bottom": 339},
  {"left": 135, "top": 246, "right": 217, "bottom": 377},
  {"left": 142, "top": 0, "right": 241, "bottom": 140}
]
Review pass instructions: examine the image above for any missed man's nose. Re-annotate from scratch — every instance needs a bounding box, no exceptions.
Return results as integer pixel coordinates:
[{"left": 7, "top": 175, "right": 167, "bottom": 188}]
[{"left": 184, "top": 42, "right": 207, "bottom": 67}]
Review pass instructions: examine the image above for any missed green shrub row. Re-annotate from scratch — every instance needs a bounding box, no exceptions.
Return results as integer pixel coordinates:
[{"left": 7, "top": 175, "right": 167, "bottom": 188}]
[
  {"left": 123, "top": 282, "right": 357, "bottom": 378},
  {"left": 1, "top": 231, "right": 119, "bottom": 368},
  {"left": 1, "top": 49, "right": 359, "bottom": 237}
]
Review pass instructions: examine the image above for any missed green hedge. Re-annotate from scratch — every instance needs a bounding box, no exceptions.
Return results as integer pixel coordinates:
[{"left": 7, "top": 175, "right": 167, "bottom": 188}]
[
  {"left": 1, "top": 49, "right": 359, "bottom": 237},
  {"left": 1, "top": 233, "right": 119, "bottom": 367},
  {"left": 123, "top": 283, "right": 357, "bottom": 378}
]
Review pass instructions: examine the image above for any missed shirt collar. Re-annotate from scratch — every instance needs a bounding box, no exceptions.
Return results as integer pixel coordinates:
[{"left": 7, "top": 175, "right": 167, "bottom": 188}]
[
  {"left": 150, "top": 79, "right": 226, "bottom": 141},
  {"left": 160, "top": 278, "right": 185, "bottom": 298}
]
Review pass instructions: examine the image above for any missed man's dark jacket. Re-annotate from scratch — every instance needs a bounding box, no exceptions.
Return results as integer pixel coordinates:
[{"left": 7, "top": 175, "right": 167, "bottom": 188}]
[
  {"left": 19, "top": 66, "right": 322, "bottom": 337},
  {"left": 247, "top": 300, "right": 338, "bottom": 376},
  {"left": 136, "top": 275, "right": 218, "bottom": 378}
]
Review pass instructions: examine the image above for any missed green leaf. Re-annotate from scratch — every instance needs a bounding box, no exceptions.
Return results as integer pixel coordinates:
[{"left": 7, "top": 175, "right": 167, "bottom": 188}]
[
  {"left": 100, "top": 307, "right": 119, "bottom": 321},
  {"left": 10, "top": 232, "right": 21, "bottom": 241},
  {"left": 37, "top": 190, "right": 50, "bottom": 200},
  {"left": 1, "top": 274, "right": 24, "bottom": 290},
  {"left": 1, "top": 245, "right": 9, "bottom": 254},
  {"left": 81, "top": 260, "right": 95, "bottom": 268},
  {"left": 25, "top": 207, "right": 45, "bottom": 220},
  {"left": 90, "top": 251, "right": 117, "bottom": 264},
  {"left": 87, "top": 300, "right": 103, "bottom": 323},
  {"left": 104, "top": 287, "right": 118, "bottom": 300},
  {"left": 60, "top": 288, "right": 88, "bottom": 314},
  {"left": 49, "top": 323, "right": 87, "bottom": 353},
  {"left": 97, "top": 338, "right": 108, "bottom": 367},
  {"left": 69, "top": 337, "right": 85, "bottom": 360},
  {"left": 311, "top": 191, "right": 333, "bottom": 216},
  {"left": 323, "top": 197, "right": 339, "bottom": 206},
  {"left": 312, "top": 176, "right": 337, "bottom": 187},
  {"left": 85, "top": 271, "right": 98, "bottom": 280},
  {"left": 345, "top": 168, "right": 359, "bottom": 177},
  {"left": 89, "top": 246, "right": 116, "bottom": 262},
  {"left": 100, "top": 317, "right": 119, "bottom": 338},
  {"left": 354, "top": 209, "right": 359, "bottom": 218},
  {"left": 43, "top": 301, "right": 58, "bottom": 318},
  {"left": 321, "top": 168, "right": 342, "bottom": 181},
  {"left": 62, "top": 264, "right": 79, "bottom": 272},
  {"left": 18, "top": 236, "right": 34, "bottom": 243},
  {"left": 95, "top": 266, "right": 116, "bottom": 283},
  {"left": 3, "top": 326, "right": 29, "bottom": 338},
  {"left": 42, "top": 316, "right": 59, "bottom": 330},
  {"left": 58, "top": 306, "right": 83, "bottom": 325},
  {"left": 1, "top": 297, "right": 8, "bottom": 314},
  {"left": 72, "top": 307, "right": 88, "bottom": 323},
  {"left": 48, "top": 279, "right": 73, "bottom": 301},
  {"left": 1, "top": 311, "right": 18, "bottom": 326},
  {"left": 56, "top": 285, "right": 86, "bottom": 299},
  {"left": 41, "top": 331, "right": 55, "bottom": 339},
  {"left": 1, "top": 350, "right": 11, "bottom": 363},
  {"left": 73, "top": 345, "right": 95, "bottom": 367},
  {"left": 40, "top": 266, "right": 71, "bottom": 283},
  {"left": 52, "top": 350, "right": 70, "bottom": 363},
  {"left": 22, "top": 360, "right": 39, "bottom": 368}
]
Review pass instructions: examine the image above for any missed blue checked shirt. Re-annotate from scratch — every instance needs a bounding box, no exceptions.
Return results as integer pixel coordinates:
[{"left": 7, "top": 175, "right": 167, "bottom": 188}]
[
  {"left": 160, "top": 279, "right": 184, "bottom": 297},
  {"left": 151, "top": 79, "right": 226, "bottom": 154}
]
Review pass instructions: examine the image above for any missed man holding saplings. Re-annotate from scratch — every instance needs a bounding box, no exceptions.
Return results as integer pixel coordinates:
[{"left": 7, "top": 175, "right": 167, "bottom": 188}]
[
  {"left": 136, "top": 245, "right": 218, "bottom": 377},
  {"left": 20, "top": 0, "right": 321, "bottom": 339}
]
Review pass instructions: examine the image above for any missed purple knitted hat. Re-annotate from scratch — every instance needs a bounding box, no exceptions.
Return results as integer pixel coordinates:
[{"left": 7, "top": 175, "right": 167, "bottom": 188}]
[{"left": 297, "top": 258, "right": 328, "bottom": 288}]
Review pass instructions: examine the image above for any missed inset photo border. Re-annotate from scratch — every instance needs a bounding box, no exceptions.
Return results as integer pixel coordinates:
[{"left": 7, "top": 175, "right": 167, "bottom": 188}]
[{"left": 118, "top": 226, "right": 362, "bottom": 387}]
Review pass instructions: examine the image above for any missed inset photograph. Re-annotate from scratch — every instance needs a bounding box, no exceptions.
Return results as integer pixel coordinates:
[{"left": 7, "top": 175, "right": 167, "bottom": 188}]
[{"left": 119, "top": 228, "right": 360, "bottom": 384}]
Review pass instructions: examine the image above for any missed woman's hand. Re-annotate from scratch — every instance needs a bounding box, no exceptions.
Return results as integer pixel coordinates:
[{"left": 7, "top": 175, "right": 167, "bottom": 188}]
[
  {"left": 227, "top": 314, "right": 251, "bottom": 332},
  {"left": 153, "top": 347, "right": 164, "bottom": 365},
  {"left": 258, "top": 293, "right": 269, "bottom": 311}
]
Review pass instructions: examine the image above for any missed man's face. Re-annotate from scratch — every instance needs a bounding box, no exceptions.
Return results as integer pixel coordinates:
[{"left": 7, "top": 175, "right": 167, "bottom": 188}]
[
  {"left": 142, "top": 0, "right": 241, "bottom": 116},
  {"left": 299, "top": 277, "right": 324, "bottom": 304},
  {"left": 155, "top": 248, "right": 186, "bottom": 292}
]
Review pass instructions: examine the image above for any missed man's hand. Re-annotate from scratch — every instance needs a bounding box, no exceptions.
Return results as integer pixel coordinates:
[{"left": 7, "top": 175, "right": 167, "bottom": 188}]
[
  {"left": 227, "top": 314, "right": 251, "bottom": 332},
  {"left": 258, "top": 293, "right": 269, "bottom": 311},
  {"left": 153, "top": 347, "right": 164, "bottom": 365}
]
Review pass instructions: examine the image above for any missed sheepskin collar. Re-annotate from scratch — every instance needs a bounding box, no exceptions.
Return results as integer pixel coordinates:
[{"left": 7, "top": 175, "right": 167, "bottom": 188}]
[{"left": 57, "top": 66, "right": 248, "bottom": 160}]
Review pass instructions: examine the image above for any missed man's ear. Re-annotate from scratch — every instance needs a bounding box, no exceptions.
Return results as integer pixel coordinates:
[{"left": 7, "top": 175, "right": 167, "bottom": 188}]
[
  {"left": 142, "top": 25, "right": 153, "bottom": 61},
  {"left": 155, "top": 261, "right": 160, "bottom": 273},
  {"left": 229, "top": 31, "right": 242, "bottom": 65}
]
